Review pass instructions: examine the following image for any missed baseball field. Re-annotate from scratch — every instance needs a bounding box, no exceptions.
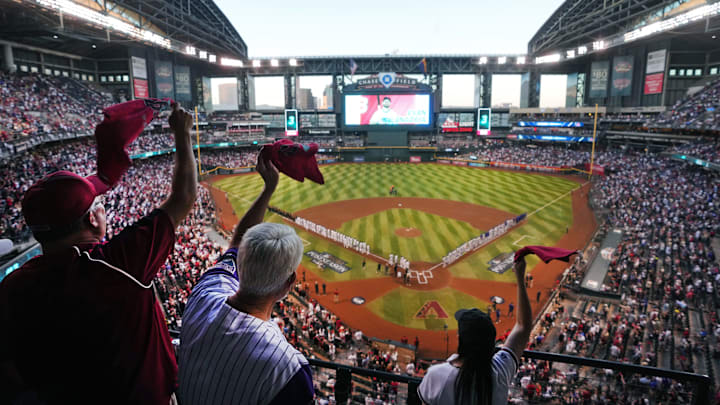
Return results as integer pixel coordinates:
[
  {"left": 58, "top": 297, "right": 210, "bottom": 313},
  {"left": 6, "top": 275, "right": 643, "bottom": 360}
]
[{"left": 209, "top": 163, "right": 595, "bottom": 357}]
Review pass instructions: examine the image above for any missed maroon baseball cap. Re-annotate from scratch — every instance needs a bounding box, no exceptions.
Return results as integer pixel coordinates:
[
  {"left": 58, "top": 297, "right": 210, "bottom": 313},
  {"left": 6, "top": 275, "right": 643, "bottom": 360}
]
[
  {"left": 22, "top": 99, "right": 157, "bottom": 234},
  {"left": 22, "top": 171, "right": 107, "bottom": 233}
]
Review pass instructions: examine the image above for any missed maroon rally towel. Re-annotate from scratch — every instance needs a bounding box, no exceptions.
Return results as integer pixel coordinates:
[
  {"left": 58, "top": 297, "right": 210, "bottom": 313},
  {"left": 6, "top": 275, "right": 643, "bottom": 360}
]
[
  {"left": 86, "top": 99, "right": 156, "bottom": 193},
  {"left": 263, "top": 139, "right": 325, "bottom": 184},
  {"left": 514, "top": 246, "right": 579, "bottom": 263}
]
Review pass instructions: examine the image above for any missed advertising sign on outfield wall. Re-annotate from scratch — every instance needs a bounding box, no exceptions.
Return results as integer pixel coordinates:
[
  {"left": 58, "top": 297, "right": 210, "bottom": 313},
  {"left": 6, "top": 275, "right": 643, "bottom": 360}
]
[{"left": 409, "top": 156, "right": 421, "bottom": 163}]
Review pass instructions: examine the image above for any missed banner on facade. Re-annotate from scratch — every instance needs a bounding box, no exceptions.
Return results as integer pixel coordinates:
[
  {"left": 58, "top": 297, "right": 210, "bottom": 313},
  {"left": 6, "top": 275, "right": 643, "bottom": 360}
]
[
  {"left": 174, "top": 65, "right": 191, "bottom": 101},
  {"left": 155, "top": 61, "right": 174, "bottom": 99},
  {"left": 133, "top": 78, "right": 149, "bottom": 99},
  {"left": 644, "top": 73, "right": 664, "bottom": 95},
  {"left": 589, "top": 61, "right": 609, "bottom": 98},
  {"left": 646, "top": 49, "right": 667, "bottom": 74},
  {"left": 611, "top": 56, "right": 634, "bottom": 97},
  {"left": 131, "top": 56, "right": 147, "bottom": 80}
]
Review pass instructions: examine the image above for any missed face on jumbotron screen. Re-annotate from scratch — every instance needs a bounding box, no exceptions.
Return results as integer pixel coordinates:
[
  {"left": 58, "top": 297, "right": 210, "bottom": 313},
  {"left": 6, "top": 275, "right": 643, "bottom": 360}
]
[{"left": 344, "top": 94, "right": 430, "bottom": 126}]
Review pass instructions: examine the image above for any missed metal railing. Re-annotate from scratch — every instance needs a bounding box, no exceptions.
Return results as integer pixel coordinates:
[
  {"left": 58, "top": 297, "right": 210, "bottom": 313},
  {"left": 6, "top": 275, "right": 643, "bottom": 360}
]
[{"left": 306, "top": 350, "right": 712, "bottom": 404}]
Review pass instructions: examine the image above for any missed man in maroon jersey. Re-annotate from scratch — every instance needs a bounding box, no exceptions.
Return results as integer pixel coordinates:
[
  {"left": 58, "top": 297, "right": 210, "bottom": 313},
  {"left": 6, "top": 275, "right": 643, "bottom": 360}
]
[{"left": 0, "top": 103, "right": 197, "bottom": 404}]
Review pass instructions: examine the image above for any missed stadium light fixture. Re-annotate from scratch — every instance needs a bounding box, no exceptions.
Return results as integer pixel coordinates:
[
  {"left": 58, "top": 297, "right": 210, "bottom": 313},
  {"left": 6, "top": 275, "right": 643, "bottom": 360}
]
[
  {"left": 198, "top": 50, "right": 207, "bottom": 59},
  {"left": 478, "top": 56, "right": 488, "bottom": 64},
  {"left": 185, "top": 46, "right": 196, "bottom": 56},
  {"left": 577, "top": 46, "right": 588, "bottom": 55},
  {"left": 516, "top": 56, "right": 526, "bottom": 65},
  {"left": 252, "top": 60, "right": 261, "bottom": 67},
  {"left": 271, "top": 59, "right": 279, "bottom": 67},
  {"left": 624, "top": 3, "right": 720, "bottom": 43},
  {"left": 535, "top": 53, "right": 561, "bottom": 64},
  {"left": 497, "top": 56, "right": 507, "bottom": 64},
  {"left": 208, "top": 54, "right": 217, "bottom": 63},
  {"left": 52, "top": 34, "right": 59, "bottom": 39},
  {"left": 220, "top": 57, "right": 243, "bottom": 67},
  {"left": 35, "top": 0, "right": 171, "bottom": 49},
  {"left": 592, "top": 40, "right": 606, "bottom": 51},
  {"left": 91, "top": 44, "right": 96, "bottom": 49},
  {"left": 289, "top": 58, "right": 298, "bottom": 66}
]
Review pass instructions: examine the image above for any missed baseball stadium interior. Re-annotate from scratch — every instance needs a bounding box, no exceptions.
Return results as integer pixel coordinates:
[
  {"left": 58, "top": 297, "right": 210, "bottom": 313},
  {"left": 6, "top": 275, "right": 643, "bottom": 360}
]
[{"left": 1, "top": 0, "right": 720, "bottom": 404}]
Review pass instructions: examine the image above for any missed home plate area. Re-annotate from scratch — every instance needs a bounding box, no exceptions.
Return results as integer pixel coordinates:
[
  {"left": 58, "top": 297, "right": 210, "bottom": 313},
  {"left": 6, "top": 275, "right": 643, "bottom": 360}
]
[{"left": 408, "top": 269, "right": 434, "bottom": 284}]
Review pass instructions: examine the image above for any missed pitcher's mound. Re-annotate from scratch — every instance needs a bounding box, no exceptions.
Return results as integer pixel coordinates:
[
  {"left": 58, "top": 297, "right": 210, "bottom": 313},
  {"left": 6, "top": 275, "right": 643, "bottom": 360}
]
[{"left": 395, "top": 227, "right": 422, "bottom": 238}]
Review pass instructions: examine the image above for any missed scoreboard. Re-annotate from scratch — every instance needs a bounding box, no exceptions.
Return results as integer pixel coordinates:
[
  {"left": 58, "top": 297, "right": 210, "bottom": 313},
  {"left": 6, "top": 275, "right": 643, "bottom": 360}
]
[
  {"left": 285, "top": 109, "right": 298, "bottom": 136},
  {"left": 476, "top": 108, "right": 491, "bottom": 135},
  {"left": 439, "top": 112, "right": 475, "bottom": 133},
  {"left": 343, "top": 93, "right": 432, "bottom": 129}
]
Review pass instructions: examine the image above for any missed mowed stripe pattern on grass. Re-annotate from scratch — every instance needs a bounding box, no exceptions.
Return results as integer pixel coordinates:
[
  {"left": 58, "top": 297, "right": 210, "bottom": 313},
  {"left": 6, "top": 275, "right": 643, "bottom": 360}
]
[
  {"left": 338, "top": 208, "right": 481, "bottom": 263},
  {"left": 214, "top": 164, "right": 578, "bottom": 283},
  {"left": 214, "top": 163, "right": 578, "bottom": 216},
  {"left": 366, "top": 287, "right": 491, "bottom": 331}
]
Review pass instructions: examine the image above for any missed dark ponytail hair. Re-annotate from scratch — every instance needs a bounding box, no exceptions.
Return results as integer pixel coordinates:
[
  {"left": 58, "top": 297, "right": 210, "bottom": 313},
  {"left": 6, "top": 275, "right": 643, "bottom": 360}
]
[{"left": 454, "top": 333, "right": 496, "bottom": 405}]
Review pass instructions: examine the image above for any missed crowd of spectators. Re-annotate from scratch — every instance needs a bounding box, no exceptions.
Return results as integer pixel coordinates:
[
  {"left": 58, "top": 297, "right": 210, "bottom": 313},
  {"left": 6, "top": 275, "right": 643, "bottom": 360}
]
[
  {"left": 440, "top": 143, "right": 592, "bottom": 167},
  {"left": 0, "top": 139, "right": 96, "bottom": 243},
  {"left": 668, "top": 140, "right": 720, "bottom": 163},
  {"left": 0, "top": 72, "right": 107, "bottom": 142},
  {"left": 3, "top": 133, "right": 719, "bottom": 402},
  {"left": 648, "top": 78, "right": 720, "bottom": 130},
  {"left": 3, "top": 71, "right": 720, "bottom": 402},
  {"left": 199, "top": 149, "right": 258, "bottom": 169},
  {"left": 510, "top": 149, "right": 719, "bottom": 403}
]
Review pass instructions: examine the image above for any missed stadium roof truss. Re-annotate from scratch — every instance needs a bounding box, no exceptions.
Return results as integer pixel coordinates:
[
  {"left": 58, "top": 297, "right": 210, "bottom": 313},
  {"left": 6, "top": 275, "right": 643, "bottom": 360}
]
[
  {"left": 101, "top": 0, "right": 247, "bottom": 58},
  {"left": 244, "top": 55, "right": 531, "bottom": 75},
  {"left": 7, "top": 0, "right": 247, "bottom": 59},
  {"left": 529, "top": 0, "right": 696, "bottom": 55}
]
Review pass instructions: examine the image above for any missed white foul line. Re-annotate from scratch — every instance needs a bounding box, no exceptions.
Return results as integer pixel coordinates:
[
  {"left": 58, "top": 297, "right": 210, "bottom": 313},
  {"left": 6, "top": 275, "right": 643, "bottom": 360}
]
[
  {"left": 527, "top": 182, "right": 588, "bottom": 218},
  {"left": 513, "top": 235, "right": 533, "bottom": 246}
]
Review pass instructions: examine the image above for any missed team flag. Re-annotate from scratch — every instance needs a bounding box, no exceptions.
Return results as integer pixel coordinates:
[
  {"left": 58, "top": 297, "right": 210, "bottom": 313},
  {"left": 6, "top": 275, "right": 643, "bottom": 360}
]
[
  {"left": 417, "top": 57, "right": 427, "bottom": 76},
  {"left": 349, "top": 59, "right": 358, "bottom": 76}
]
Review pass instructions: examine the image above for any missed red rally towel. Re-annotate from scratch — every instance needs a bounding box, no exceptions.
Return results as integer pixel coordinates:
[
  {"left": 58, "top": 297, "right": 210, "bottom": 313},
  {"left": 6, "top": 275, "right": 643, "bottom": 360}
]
[
  {"left": 86, "top": 99, "right": 158, "bottom": 193},
  {"left": 263, "top": 139, "right": 325, "bottom": 184},
  {"left": 514, "top": 246, "right": 579, "bottom": 263}
]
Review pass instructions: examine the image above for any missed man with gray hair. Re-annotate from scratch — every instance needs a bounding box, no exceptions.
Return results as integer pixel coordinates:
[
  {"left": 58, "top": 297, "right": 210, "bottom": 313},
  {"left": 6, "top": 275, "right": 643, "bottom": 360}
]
[{"left": 178, "top": 152, "right": 313, "bottom": 405}]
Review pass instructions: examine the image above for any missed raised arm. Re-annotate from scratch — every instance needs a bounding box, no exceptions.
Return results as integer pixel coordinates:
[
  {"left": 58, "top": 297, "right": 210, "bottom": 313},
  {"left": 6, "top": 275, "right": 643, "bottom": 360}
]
[
  {"left": 160, "top": 103, "right": 198, "bottom": 227},
  {"left": 503, "top": 257, "right": 532, "bottom": 360},
  {"left": 229, "top": 150, "right": 279, "bottom": 249}
]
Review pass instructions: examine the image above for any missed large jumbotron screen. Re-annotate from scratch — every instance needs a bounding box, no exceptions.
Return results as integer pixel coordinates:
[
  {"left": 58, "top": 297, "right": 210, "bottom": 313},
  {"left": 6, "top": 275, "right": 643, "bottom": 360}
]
[{"left": 343, "top": 94, "right": 431, "bottom": 127}]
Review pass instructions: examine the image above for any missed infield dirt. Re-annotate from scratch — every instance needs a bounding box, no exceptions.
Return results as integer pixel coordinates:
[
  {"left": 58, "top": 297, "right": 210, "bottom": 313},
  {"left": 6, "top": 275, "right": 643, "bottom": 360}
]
[{"left": 207, "top": 173, "right": 596, "bottom": 358}]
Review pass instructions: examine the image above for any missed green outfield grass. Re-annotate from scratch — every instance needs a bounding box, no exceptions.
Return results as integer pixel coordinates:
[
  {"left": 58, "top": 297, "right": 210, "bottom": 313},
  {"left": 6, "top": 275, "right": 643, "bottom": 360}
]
[
  {"left": 366, "top": 287, "right": 491, "bottom": 331},
  {"left": 214, "top": 163, "right": 580, "bottom": 331},
  {"left": 337, "top": 208, "right": 482, "bottom": 263},
  {"left": 214, "top": 163, "right": 578, "bottom": 216},
  {"left": 215, "top": 163, "right": 578, "bottom": 281}
]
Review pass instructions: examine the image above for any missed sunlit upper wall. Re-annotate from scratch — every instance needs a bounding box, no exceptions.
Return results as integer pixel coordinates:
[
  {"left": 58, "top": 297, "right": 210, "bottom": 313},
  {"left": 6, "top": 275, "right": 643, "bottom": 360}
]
[
  {"left": 539, "top": 74, "right": 568, "bottom": 108},
  {"left": 250, "top": 76, "right": 285, "bottom": 110},
  {"left": 441, "top": 75, "right": 477, "bottom": 108},
  {"left": 491, "top": 74, "right": 521, "bottom": 108}
]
